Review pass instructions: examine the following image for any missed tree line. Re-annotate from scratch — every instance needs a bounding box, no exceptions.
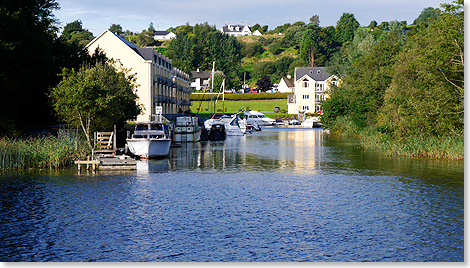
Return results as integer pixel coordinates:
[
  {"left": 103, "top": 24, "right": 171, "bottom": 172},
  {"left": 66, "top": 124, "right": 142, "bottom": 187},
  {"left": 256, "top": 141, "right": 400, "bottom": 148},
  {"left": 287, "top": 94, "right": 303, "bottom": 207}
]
[{"left": 321, "top": 0, "right": 463, "bottom": 158}]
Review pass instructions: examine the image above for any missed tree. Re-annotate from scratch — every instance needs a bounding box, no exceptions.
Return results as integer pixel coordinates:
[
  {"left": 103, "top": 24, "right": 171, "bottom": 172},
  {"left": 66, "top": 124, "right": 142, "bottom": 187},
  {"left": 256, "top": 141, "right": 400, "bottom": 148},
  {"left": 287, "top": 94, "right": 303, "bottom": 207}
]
[
  {"left": 369, "top": 20, "right": 378, "bottom": 29},
  {"left": 0, "top": 0, "right": 88, "bottom": 135},
  {"left": 378, "top": 0, "right": 464, "bottom": 138},
  {"left": 50, "top": 60, "right": 141, "bottom": 155},
  {"left": 330, "top": 28, "right": 405, "bottom": 129},
  {"left": 413, "top": 7, "right": 440, "bottom": 26},
  {"left": 299, "top": 25, "right": 337, "bottom": 67},
  {"left": 256, "top": 75, "right": 273, "bottom": 92},
  {"left": 60, "top": 20, "right": 94, "bottom": 47},
  {"left": 260, "top": 25, "right": 269, "bottom": 33},
  {"left": 327, "top": 27, "right": 376, "bottom": 78},
  {"left": 109, "top": 24, "right": 123, "bottom": 35},
  {"left": 209, "top": 71, "right": 225, "bottom": 93},
  {"left": 309, "top": 15, "right": 320, "bottom": 26},
  {"left": 335, "top": 13, "right": 360, "bottom": 43},
  {"left": 166, "top": 23, "right": 242, "bottom": 89}
]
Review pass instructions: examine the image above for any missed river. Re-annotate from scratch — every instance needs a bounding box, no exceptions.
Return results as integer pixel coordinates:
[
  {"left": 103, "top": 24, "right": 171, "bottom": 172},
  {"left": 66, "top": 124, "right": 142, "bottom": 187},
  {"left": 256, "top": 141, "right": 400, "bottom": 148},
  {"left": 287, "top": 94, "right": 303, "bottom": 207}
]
[{"left": 0, "top": 127, "right": 464, "bottom": 262}]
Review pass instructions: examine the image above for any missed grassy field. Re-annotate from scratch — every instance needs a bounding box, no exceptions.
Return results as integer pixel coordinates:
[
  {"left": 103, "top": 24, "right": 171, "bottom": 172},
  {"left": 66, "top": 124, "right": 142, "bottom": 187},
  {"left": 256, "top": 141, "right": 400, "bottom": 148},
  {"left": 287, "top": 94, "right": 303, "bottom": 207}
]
[{"left": 191, "top": 99, "right": 288, "bottom": 114}]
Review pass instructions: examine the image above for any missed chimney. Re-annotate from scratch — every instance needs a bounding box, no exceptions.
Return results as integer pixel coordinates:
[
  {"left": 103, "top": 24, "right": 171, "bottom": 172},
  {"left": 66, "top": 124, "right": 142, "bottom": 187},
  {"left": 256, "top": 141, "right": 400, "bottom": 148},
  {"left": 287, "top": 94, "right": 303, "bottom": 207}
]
[{"left": 287, "top": 74, "right": 291, "bottom": 79}]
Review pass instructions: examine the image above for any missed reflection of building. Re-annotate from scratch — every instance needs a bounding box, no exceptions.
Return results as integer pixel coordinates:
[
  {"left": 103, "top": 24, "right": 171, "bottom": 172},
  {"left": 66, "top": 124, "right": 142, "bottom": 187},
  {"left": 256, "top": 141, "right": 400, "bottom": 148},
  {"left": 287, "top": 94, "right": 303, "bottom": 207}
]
[
  {"left": 287, "top": 67, "right": 341, "bottom": 115},
  {"left": 86, "top": 29, "right": 192, "bottom": 121}
]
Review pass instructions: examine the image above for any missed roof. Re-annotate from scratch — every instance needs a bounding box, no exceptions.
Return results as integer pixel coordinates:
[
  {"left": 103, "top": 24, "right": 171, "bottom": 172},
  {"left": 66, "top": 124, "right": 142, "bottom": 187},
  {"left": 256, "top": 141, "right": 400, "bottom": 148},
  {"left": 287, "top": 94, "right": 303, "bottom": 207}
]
[
  {"left": 221, "top": 24, "right": 250, "bottom": 33},
  {"left": 86, "top": 29, "right": 172, "bottom": 65},
  {"left": 191, "top": 71, "right": 212, "bottom": 79},
  {"left": 295, "top": 67, "right": 332, "bottom": 82},
  {"left": 154, "top": 31, "right": 170, "bottom": 36},
  {"left": 281, "top": 77, "right": 295, "bottom": 87}
]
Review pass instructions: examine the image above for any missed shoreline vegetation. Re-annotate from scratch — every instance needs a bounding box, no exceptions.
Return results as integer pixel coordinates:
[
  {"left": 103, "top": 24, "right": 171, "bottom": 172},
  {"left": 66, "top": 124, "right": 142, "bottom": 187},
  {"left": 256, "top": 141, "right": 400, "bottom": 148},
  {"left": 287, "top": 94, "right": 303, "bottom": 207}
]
[
  {"left": 362, "top": 133, "right": 464, "bottom": 160},
  {"left": 0, "top": 130, "right": 89, "bottom": 170},
  {"left": 327, "top": 120, "right": 464, "bottom": 160}
]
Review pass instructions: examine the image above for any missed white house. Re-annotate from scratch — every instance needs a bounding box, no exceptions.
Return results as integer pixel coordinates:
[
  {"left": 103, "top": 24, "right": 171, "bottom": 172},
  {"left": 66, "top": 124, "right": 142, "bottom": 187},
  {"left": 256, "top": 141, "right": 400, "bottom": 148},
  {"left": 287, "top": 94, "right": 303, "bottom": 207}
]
[
  {"left": 287, "top": 67, "right": 340, "bottom": 115},
  {"left": 86, "top": 29, "right": 191, "bottom": 121},
  {"left": 221, "top": 24, "right": 252, "bottom": 36},
  {"left": 252, "top": 30, "right": 262, "bottom": 36},
  {"left": 277, "top": 75, "right": 294, "bottom": 93},
  {"left": 154, "top": 31, "right": 176, "bottom": 40},
  {"left": 190, "top": 69, "right": 212, "bottom": 91}
]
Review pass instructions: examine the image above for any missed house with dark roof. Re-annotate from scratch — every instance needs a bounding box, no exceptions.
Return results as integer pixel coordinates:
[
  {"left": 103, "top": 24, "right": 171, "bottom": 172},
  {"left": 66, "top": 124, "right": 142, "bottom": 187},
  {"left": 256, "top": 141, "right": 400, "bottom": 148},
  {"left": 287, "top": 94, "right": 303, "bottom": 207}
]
[
  {"left": 153, "top": 31, "right": 176, "bottom": 40},
  {"left": 190, "top": 69, "right": 213, "bottom": 91},
  {"left": 220, "top": 24, "right": 252, "bottom": 36},
  {"left": 277, "top": 75, "right": 294, "bottom": 93},
  {"left": 287, "top": 67, "right": 341, "bottom": 114},
  {"left": 86, "top": 29, "right": 191, "bottom": 120}
]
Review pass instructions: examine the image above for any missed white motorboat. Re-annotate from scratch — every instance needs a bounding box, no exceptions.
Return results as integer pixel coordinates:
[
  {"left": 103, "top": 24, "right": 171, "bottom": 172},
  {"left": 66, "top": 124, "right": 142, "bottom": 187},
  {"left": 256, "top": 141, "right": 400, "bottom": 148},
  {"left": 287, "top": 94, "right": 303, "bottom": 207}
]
[
  {"left": 244, "top": 111, "right": 275, "bottom": 126},
  {"left": 205, "top": 114, "right": 246, "bottom": 136},
  {"left": 301, "top": 117, "right": 322, "bottom": 128},
  {"left": 174, "top": 116, "right": 201, "bottom": 142},
  {"left": 126, "top": 121, "right": 171, "bottom": 158}
]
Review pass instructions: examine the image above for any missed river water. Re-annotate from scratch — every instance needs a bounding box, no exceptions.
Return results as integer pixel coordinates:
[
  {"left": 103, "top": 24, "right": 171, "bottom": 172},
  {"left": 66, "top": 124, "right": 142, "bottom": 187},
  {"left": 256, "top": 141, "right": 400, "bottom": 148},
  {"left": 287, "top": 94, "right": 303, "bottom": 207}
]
[{"left": 0, "top": 127, "right": 464, "bottom": 262}]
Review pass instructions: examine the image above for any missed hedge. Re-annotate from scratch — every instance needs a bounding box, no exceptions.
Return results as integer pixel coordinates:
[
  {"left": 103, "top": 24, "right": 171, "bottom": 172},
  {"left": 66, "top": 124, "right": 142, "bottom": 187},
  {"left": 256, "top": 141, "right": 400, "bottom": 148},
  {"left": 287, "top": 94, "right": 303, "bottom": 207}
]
[{"left": 190, "top": 92, "right": 290, "bottom": 101}]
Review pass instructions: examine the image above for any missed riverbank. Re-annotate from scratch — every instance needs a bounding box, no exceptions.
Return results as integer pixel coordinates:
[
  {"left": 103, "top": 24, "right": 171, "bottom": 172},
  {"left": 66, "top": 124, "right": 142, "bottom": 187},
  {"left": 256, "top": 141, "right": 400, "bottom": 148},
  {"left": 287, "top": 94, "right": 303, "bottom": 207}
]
[
  {"left": 0, "top": 131, "right": 88, "bottom": 170},
  {"left": 361, "top": 132, "right": 464, "bottom": 160}
]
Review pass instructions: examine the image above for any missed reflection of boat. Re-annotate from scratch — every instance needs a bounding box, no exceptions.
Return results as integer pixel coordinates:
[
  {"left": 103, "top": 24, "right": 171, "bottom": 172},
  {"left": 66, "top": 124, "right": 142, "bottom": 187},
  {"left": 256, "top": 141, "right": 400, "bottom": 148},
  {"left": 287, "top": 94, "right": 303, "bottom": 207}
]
[
  {"left": 126, "top": 121, "right": 171, "bottom": 158},
  {"left": 246, "top": 121, "right": 261, "bottom": 132},
  {"left": 244, "top": 111, "right": 275, "bottom": 126},
  {"left": 205, "top": 114, "right": 246, "bottom": 136},
  {"left": 208, "top": 122, "right": 226, "bottom": 141},
  {"left": 301, "top": 117, "right": 322, "bottom": 128},
  {"left": 174, "top": 116, "right": 201, "bottom": 142}
]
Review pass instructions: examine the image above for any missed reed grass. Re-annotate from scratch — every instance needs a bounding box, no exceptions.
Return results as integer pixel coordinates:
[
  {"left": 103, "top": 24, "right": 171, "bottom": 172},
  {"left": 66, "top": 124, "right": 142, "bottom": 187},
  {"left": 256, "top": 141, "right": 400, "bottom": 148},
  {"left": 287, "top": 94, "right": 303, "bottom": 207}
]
[
  {"left": 361, "top": 132, "right": 464, "bottom": 160},
  {"left": 0, "top": 130, "right": 89, "bottom": 170}
]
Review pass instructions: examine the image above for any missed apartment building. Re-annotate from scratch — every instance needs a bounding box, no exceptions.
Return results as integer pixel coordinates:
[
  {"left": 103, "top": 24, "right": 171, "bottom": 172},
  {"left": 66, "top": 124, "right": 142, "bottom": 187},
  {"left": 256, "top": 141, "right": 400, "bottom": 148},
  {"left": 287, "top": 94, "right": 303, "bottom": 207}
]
[{"left": 86, "top": 29, "right": 191, "bottom": 122}]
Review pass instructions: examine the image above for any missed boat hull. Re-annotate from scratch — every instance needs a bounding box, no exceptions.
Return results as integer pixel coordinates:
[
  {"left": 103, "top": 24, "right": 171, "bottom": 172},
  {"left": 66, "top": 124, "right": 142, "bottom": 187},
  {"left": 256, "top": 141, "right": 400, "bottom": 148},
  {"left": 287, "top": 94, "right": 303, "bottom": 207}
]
[{"left": 126, "top": 138, "right": 171, "bottom": 158}]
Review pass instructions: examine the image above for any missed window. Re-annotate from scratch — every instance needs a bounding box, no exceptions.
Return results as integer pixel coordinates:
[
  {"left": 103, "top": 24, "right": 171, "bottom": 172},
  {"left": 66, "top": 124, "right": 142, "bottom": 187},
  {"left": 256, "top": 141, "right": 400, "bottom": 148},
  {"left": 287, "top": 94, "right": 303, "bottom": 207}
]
[
  {"left": 315, "top": 83, "right": 324, "bottom": 92},
  {"left": 302, "top": 95, "right": 309, "bottom": 99},
  {"left": 302, "top": 106, "right": 310, "bottom": 111},
  {"left": 302, "top": 79, "right": 309, "bottom": 88}
]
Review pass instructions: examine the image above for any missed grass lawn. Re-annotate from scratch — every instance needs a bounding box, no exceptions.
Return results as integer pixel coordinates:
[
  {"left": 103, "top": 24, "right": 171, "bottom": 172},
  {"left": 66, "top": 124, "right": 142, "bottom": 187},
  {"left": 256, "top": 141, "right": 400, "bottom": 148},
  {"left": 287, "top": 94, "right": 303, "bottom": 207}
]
[{"left": 191, "top": 99, "right": 288, "bottom": 114}]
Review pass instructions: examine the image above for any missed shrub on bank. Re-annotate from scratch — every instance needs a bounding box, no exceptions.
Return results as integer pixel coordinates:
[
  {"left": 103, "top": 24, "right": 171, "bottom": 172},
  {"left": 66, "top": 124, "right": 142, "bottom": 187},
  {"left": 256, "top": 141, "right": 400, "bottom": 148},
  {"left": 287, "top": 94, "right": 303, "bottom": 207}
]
[{"left": 0, "top": 130, "right": 89, "bottom": 169}]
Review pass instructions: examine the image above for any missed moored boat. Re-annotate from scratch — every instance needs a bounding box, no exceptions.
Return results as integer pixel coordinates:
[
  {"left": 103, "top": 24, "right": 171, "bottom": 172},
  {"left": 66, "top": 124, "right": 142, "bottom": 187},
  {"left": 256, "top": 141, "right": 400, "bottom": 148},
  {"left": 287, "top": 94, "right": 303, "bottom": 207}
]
[
  {"left": 301, "top": 117, "right": 322, "bottom": 128},
  {"left": 205, "top": 114, "right": 246, "bottom": 136},
  {"left": 174, "top": 116, "right": 201, "bottom": 142},
  {"left": 126, "top": 121, "right": 171, "bottom": 158}
]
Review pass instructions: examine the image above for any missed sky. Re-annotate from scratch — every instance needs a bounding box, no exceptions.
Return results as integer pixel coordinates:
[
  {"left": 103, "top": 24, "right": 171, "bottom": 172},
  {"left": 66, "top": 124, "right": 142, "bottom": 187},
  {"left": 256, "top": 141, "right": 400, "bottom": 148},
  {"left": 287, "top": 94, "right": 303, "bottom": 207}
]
[{"left": 54, "top": 0, "right": 447, "bottom": 36}]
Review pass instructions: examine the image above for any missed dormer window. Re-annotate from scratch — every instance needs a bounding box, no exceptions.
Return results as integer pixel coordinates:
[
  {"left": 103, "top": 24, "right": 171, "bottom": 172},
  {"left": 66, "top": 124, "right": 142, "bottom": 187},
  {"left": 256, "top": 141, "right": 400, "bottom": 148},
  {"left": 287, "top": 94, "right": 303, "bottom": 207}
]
[
  {"left": 302, "top": 78, "right": 309, "bottom": 88},
  {"left": 317, "top": 70, "right": 321, "bottom": 74}
]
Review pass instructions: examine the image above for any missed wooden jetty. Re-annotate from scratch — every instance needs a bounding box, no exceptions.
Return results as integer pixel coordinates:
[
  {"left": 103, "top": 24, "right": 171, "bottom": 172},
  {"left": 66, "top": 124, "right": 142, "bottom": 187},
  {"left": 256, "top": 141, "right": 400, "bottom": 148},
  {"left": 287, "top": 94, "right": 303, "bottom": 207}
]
[{"left": 75, "top": 127, "right": 137, "bottom": 173}]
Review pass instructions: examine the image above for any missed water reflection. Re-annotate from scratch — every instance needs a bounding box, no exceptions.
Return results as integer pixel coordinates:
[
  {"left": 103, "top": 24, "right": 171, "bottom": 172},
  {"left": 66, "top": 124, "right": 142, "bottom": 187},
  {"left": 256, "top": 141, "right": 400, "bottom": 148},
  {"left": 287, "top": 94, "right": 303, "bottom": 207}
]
[
  {"left": 135, "top": 127, "right": 463, "bottom": 184},
  {"left": 0, "top": 127, "right": 463, "bottom": 262}
]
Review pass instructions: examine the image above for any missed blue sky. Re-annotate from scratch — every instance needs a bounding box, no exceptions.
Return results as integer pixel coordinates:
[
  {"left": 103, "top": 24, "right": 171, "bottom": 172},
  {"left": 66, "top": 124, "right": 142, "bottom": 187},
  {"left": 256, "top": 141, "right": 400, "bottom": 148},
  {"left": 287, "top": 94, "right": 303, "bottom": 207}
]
[{"left": 54, "top": 0, "right": 446, "bottom": 36}]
